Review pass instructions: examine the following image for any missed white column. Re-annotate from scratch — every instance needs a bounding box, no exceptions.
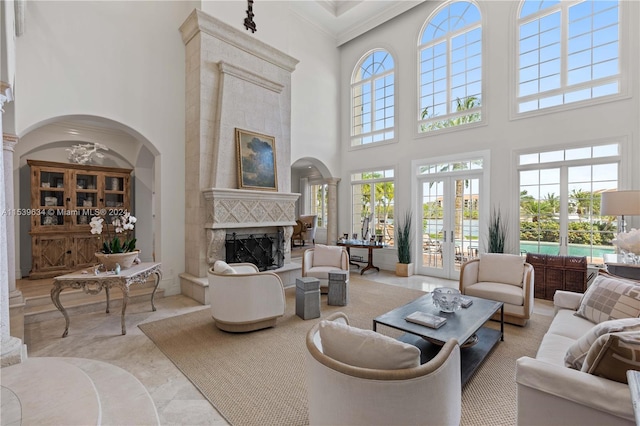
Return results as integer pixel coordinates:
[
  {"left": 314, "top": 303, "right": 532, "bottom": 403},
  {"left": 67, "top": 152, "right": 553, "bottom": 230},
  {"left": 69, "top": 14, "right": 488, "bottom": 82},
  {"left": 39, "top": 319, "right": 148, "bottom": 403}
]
[
  {"left": 1, "top": 83, "right": 24, "bottom": 366},
  {"left": 326, "top": 177, "right": 341, "bottom": 245},
  {"left": 299, "top": 177, "right": 308, "bottom": 216},
  {"left": 4, "top": 135, "right": 18, "bottom": 291}
]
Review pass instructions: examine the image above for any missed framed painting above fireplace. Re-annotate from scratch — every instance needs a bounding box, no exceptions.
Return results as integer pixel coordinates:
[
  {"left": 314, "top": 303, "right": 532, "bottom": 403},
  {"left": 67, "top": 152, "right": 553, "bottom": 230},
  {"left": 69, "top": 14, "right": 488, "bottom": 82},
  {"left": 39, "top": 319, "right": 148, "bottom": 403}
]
[{"left": 235, "top": 128, "right": 278, "bottom": 191}]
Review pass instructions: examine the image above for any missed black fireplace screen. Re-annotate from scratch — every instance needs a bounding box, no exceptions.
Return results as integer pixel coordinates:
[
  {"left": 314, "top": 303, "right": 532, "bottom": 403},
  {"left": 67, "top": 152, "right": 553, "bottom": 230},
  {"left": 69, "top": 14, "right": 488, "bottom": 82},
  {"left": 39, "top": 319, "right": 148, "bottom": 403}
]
[{"left": 225, "top": 231, "right": 284, "bottom": 271}]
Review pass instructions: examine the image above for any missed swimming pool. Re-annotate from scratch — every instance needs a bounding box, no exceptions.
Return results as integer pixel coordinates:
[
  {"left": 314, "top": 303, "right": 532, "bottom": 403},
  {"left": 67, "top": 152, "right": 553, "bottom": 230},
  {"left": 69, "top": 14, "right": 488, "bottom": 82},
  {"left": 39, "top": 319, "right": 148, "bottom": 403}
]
[{"left": 519, "top": 242, "right": 615, "bottom": 259}]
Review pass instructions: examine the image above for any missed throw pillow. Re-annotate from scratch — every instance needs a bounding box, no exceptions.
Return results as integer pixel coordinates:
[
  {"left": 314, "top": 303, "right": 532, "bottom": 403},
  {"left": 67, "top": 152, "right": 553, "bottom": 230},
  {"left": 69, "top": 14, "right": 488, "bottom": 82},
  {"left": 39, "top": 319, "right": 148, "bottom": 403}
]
[
  {"left": 575, "top": 273, "right": 640, "bottom": 324},
  {"left": 565, "top": 318, "right": 640, "bottom": 370},
  {"left": 581, "top": 331, "right": 640, "bottom": 384},
  {"left": 313, "top": 244, "right": 343, "bottom": 267},
  {"left": 319, "top": 320, "right": 420, "bottom": 370},
  {"left": 213, "top": 260, "right": 236, "bottom": 275},
  {"left": 478, "top": 253, "right": 525, "bottom": 287}
]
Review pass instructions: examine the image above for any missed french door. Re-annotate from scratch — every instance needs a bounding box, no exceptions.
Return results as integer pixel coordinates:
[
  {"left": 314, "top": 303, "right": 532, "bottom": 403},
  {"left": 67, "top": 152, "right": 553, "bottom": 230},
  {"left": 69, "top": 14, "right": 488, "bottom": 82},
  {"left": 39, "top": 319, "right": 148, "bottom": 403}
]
[{"left": 418, "top": 173, "right": 481, "bottom": 280}]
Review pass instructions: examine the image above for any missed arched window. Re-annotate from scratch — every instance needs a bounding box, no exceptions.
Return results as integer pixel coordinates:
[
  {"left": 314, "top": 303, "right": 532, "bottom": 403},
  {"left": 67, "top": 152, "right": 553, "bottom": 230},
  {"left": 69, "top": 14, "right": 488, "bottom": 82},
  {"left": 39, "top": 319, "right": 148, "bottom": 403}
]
[
  {"left": 418, "top": 1, "right": 482, "bottom": 133},
  {"left": 351, "top": 50, "right": 395, "bottom": 147},
  {"left": 517, "top": 0, "right": 621, "bottom": 113}
]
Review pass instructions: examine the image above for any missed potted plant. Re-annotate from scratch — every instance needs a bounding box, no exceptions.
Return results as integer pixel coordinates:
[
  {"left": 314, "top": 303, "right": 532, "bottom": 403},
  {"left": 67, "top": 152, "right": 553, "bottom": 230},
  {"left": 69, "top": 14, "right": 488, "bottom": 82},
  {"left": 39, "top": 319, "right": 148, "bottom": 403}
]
[
  {"left": 91, "top": 212, "right": 140, "bottom": 270},
  {"left": 487, "top": 206, "right": 507, "bottom": 253},
  {"left": 395, "top": 210, "right": 414, "bottom": 277}
]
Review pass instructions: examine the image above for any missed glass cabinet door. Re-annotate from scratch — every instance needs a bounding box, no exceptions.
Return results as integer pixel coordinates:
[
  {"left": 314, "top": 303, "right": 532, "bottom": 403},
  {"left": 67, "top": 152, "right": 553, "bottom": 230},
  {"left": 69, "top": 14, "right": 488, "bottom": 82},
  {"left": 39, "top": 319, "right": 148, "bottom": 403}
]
[
  {"left": 38, "top": 170, "right": 66, "bottom": 227},
  {"left": 74, "top": 173, "right": 99, "bottom": 225}
]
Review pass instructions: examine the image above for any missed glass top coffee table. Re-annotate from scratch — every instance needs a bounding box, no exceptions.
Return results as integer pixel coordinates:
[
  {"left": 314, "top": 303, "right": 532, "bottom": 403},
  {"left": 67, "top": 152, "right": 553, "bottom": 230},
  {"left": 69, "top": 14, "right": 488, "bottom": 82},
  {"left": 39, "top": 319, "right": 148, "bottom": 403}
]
[{"left": 373, "top": 293, "right": 503, "bottom": 386}]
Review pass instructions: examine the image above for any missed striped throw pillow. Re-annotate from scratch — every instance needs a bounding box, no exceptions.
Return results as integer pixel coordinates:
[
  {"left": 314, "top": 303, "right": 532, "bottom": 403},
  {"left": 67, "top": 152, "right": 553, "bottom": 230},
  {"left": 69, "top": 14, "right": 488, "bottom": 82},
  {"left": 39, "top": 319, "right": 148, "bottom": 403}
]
[
  {"left": 581, "top": 331, "right": 640, "bottom": 384},
  {"left": 575, "top": 273, "right": 640, "bottom": 324},
  {"left": 565, "top": 318, "right": 640, "bottom": 370}
]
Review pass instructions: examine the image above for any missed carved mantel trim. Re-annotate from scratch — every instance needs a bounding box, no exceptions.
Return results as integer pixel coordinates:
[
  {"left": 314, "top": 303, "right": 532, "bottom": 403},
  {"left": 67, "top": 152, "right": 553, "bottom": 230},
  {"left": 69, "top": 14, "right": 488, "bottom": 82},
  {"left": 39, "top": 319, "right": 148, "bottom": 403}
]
[{"left": 202, "top": 188, "right": 299, "bottom": 229}]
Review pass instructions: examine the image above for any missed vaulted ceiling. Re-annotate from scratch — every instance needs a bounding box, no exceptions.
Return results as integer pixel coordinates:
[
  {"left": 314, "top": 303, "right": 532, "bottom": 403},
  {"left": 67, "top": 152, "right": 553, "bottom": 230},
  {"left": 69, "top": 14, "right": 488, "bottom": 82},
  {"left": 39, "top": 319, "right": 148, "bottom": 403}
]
[{"left": 290, "top": 0, "right": 425, "bottom": 46}]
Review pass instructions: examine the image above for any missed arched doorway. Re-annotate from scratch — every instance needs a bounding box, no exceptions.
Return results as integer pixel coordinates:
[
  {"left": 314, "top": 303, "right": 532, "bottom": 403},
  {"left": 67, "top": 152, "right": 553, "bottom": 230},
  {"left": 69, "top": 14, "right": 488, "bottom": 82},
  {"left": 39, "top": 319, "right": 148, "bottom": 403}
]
[
  {"left": 13, "top": 115, "right": 159, "bottom": 278},
  {"left": 291, "top": 157, "right": 337, "bottom": 245}
]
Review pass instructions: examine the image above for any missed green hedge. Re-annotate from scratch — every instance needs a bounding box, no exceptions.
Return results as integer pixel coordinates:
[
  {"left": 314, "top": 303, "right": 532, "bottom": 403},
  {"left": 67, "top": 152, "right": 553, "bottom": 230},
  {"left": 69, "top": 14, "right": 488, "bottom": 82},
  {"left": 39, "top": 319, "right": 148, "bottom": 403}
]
[{"left": 520, "top": 221, "right": 615, "bottom": 245}]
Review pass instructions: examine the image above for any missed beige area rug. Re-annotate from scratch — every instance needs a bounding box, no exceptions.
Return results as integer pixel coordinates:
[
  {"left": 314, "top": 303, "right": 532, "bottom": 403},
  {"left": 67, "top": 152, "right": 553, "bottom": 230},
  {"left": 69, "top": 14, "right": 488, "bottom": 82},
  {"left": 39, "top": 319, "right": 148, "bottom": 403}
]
[{"left": 139, "top": 278, "right": 552, "bottom": 426}]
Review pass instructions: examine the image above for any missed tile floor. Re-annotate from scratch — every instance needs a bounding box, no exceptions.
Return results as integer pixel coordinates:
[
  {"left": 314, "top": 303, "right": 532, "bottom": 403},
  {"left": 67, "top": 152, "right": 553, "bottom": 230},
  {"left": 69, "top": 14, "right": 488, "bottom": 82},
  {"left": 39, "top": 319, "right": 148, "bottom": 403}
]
[{"left": 18, "top": 268, "right": 552, "bottom": 425}]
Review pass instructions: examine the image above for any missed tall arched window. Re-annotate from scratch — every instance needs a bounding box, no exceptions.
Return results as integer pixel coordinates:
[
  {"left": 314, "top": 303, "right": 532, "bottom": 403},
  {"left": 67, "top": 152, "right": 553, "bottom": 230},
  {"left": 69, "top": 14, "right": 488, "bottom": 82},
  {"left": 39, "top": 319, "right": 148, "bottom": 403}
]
[
  {"left": 351, "top": 50, "right": 395, "bottom": 147},
  {"left": 517, "top": 0, "right": 621, "bottom": 114},
  {"left": 418, "top": 1, "right": 482, "bottom": 133}
]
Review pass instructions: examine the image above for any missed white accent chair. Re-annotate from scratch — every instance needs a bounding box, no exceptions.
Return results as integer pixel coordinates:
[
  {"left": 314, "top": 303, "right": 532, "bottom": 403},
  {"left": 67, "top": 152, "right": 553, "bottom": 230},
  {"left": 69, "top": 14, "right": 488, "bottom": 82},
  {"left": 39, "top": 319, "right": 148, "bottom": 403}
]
[
  {"left": 306, "top": 312, "right": 461, "bottom": 426},
  {"left": 207, "top": 261, "right": 285, "bottom": 332},
  {"left": 302, "top": 244, "right": 349, "bottom": 294},
  {"left": 459, "top": 253, "right": 534, "bottom": 326}
]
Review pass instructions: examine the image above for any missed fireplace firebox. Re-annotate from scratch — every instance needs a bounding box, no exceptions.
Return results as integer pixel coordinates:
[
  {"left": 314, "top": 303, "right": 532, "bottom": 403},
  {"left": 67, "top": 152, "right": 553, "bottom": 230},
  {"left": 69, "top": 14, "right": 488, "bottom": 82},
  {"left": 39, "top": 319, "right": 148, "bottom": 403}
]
[{"left": 225, "top": 231, "right": 284, "bottom": 271}]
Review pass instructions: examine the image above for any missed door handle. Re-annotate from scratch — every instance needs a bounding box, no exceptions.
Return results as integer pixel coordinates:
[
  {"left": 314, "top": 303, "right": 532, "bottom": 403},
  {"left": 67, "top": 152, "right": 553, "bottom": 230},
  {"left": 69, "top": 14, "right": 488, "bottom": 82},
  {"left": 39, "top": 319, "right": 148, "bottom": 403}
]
[
  {"left": 451, "top": 231, "right": 454, "bottom": 242},
  {"left": 443, "top": 231, "right": 446, "bottom": 242}
]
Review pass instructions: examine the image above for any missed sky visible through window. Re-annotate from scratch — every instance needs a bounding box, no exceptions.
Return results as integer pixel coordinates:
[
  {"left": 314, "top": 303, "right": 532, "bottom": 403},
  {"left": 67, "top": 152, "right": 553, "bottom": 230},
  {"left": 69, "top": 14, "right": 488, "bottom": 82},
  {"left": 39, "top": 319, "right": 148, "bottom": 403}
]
[
  {"left": 518, "top": 0, "right": 620, "bottom": 112},
  {"left": 419, "top": 1, "right": 482, "bottom": 132},
  {"left": 352, "top": 50, "right": 395, "bottom": 146}
]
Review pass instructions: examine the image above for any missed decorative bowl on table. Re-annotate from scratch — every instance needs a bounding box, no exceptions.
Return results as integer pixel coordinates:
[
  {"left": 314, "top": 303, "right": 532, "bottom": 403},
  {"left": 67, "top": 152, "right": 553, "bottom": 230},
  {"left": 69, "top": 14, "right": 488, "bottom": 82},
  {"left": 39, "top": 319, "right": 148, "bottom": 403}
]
[{"left": 432, "top": 287, "right": 462, "bottom": 313}]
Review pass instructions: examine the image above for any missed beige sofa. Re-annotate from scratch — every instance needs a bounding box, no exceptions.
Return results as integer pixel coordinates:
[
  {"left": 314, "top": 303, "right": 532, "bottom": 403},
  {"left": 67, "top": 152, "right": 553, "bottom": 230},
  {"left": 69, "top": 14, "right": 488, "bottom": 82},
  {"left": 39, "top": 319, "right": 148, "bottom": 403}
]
[{"left": 516, "top": 285, "right": 637, "bottom": 425}]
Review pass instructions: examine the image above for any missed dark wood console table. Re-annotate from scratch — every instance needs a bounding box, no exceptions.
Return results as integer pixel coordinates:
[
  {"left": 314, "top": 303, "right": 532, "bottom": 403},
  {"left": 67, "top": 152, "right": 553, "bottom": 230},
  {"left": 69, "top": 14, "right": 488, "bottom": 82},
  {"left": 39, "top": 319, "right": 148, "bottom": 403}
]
[
  {"left": 526, "top": 253, "right": 587, "bottom": 300},
  {"left": 337, "top": 242, "right": 384, "bottom": 275}
]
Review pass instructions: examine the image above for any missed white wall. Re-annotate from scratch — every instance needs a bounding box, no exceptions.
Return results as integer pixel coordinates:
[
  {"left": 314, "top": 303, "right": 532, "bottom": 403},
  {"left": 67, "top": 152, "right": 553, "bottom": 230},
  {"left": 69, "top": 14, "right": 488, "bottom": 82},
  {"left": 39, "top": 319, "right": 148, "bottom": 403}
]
[
  {"left": 199, "top": 1, "right": 342, "bottom": 179},
  {"left": 14, "top": 0, "right": 197, "bottom": 293},
  {"left": 13, "top": 0, "right": 342, "bottom": 290},
  {"left": 338, "top": 0, "right": 640, "bottom": 268}
]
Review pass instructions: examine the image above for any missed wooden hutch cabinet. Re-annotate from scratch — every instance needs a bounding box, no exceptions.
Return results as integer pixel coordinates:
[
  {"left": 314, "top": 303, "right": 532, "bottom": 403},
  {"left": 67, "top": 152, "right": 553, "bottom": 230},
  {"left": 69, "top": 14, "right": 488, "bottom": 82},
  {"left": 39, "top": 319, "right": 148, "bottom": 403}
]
[{"left": 27, "top": 160, "right": 132, "bottom": 278}]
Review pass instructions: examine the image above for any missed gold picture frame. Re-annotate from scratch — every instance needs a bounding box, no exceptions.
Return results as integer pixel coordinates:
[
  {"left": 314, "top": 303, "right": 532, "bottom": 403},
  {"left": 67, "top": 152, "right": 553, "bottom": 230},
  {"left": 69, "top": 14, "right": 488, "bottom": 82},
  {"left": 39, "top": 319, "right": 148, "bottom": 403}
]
[{"left": 235, "top": 128, "right": 278, "bottom": 191}]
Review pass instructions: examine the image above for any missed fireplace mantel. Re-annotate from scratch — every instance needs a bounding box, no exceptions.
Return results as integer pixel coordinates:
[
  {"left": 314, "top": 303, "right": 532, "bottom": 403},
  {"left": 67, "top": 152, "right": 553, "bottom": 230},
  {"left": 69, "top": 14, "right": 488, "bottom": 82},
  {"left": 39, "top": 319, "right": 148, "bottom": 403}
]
[{"left": 203, "top": 188, "right": 299, "bottom": 229}]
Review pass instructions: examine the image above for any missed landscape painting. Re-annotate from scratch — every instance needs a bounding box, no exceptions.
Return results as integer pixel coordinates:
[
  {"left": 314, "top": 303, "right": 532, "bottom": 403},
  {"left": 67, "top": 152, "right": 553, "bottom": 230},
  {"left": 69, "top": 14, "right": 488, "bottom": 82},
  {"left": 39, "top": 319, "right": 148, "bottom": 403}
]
[{"left": 235, "top": 129, "right": 278, "bottom": 191}]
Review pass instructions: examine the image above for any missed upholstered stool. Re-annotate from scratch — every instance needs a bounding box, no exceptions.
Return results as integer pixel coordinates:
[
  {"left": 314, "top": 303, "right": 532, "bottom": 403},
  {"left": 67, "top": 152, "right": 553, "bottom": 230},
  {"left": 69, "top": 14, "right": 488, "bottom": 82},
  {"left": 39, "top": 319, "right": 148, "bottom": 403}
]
[
  {"left": 328, "top": 270, "right": 349, "bottom": 306},
  {"left": 296, "top": 277, "right": 320, "bottom": 320}
]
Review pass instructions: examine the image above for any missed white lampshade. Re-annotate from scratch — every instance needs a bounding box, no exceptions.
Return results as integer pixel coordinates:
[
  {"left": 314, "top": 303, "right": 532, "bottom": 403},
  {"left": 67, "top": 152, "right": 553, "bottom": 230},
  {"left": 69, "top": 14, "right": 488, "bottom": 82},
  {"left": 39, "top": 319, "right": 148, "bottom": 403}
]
[{"left": 601, "top": 190, "right": 640, "bottom": 216}]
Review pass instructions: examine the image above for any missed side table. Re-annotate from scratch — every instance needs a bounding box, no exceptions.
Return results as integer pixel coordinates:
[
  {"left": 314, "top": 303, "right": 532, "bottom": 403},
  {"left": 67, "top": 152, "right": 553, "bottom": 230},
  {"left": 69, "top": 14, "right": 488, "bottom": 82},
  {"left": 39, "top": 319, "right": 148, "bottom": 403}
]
[
  {"left": 296, "top": 277, "right": 320, "bottom": 320},
  {"left": 51, "top": 262, "right": 162, "bottom": 337},
  {"left": 328, "top": 270, "right": 349, "bottom": 306}
]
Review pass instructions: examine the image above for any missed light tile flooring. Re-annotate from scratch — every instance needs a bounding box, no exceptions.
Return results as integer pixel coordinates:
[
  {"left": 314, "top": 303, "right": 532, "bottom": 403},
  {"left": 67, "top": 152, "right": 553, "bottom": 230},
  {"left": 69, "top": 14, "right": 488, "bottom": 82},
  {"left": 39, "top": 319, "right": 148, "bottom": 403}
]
[{"left": 18, "top": 268, "right": 553, "bottom": 425}]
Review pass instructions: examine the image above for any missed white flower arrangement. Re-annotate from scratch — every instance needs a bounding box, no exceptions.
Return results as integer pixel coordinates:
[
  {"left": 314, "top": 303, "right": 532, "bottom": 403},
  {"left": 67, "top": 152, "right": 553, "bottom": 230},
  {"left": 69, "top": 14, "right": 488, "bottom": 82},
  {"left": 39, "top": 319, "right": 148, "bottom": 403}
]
[
  {"left": 612, "top": 228, "right": 640, "bottom": 255},
  {"left": 90, "top": 212, "right": 137, "bottom": 253}
]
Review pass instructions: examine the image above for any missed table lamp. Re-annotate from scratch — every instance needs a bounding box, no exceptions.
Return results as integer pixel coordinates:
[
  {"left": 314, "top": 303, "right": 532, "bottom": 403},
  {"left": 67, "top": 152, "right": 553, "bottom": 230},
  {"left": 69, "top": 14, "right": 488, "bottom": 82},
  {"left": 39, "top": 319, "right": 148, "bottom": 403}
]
[{"left": 601, "top": 190, "right": 640, "bottom": 233}]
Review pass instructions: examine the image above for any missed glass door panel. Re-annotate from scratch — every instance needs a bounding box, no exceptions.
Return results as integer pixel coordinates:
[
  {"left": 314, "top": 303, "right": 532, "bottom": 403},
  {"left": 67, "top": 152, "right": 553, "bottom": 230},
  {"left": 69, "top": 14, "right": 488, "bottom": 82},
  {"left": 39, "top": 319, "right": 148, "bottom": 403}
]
[
  {"left": 567, "top": 163, "right": 618, "bottom": 264},
  {"left": 519, "top": 168, "right": 561, "bottom": 257},
  {"left": 421, "top": 179, "right": 445, "bottom": 274},
  {"left": 419, "top": 174, "right": 482, "bottom": 279},
  {"left": 453, "top": 178, "right": 480, "bottom": 272}
]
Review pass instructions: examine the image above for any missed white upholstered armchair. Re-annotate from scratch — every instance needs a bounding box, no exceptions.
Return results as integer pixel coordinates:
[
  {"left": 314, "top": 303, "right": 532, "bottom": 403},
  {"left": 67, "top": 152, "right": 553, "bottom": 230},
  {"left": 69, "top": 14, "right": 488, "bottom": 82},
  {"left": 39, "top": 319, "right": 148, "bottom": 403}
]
[
  {"left": 459, "top": 253, "right": 534, "bottom": 326},
  {"left": 302, "top": 244, "right": 349, "bottom": 293},
  {"left": 207, "top": 261, "right": 285, "bottom": 332},
  {"left": 306, "top": 312, "right": 461, "bottom": 426}
]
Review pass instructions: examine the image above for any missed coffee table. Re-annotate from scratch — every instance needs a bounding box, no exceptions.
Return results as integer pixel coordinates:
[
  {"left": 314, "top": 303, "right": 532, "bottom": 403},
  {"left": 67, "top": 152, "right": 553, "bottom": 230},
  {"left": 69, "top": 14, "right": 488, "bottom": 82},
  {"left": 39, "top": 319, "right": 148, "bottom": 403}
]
[{"left": 373, "top": 293, "right": 503, "bottom": 385}]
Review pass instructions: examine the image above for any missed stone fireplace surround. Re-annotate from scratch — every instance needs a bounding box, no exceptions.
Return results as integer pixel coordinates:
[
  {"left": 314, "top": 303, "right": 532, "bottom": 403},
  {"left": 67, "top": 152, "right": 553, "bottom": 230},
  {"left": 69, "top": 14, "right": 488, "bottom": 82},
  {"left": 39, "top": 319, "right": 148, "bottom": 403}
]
[
  {"left": 202, "top": 188, "right": 298, "bottom": 266},
  {"left": 178, "top": 9, "right": 302, "bottom": 304}
]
